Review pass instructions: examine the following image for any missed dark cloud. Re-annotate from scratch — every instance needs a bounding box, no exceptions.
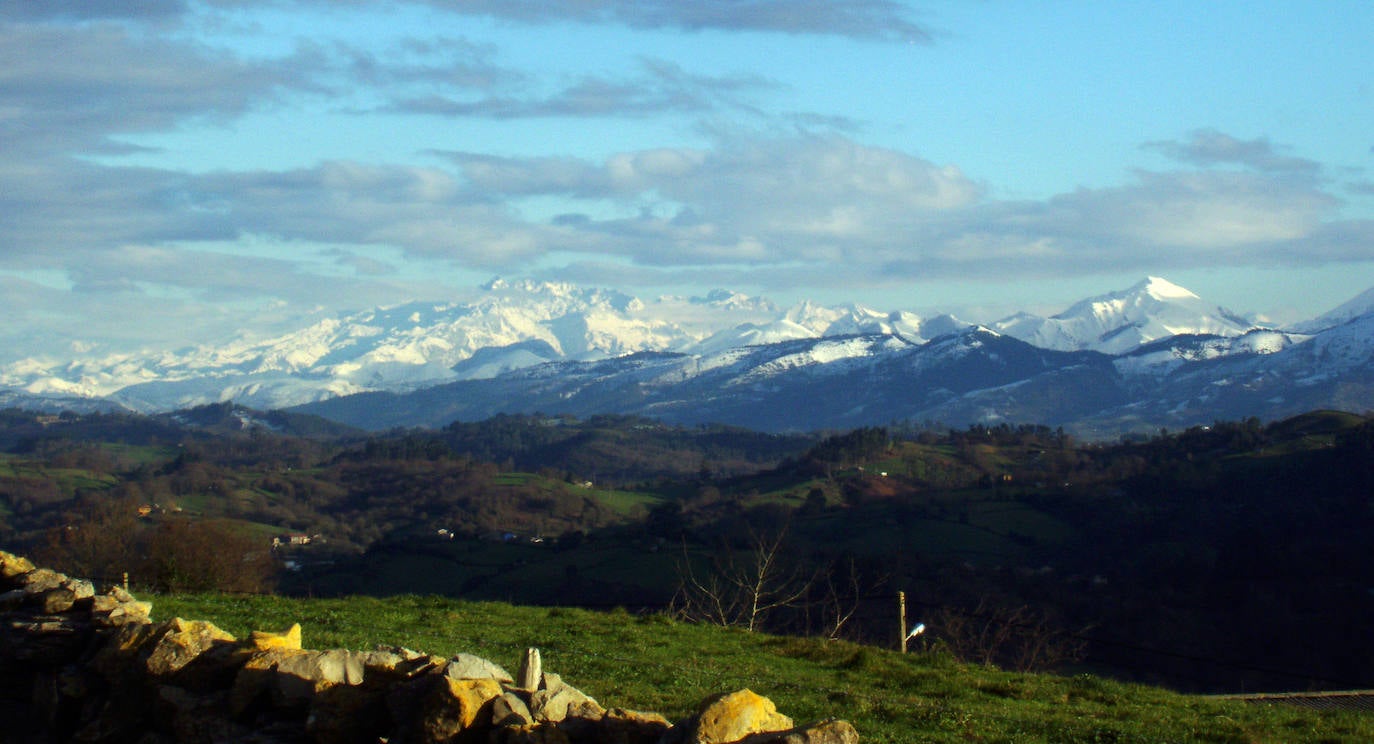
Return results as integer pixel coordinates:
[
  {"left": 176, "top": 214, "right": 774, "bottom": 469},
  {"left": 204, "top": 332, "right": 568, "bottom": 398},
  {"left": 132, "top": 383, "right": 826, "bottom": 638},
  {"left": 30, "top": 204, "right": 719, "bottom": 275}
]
[
  {"left": 1143, "top": 129, "right": 1322, "bottom": 175},
  {"left": 0, "top": 22, "right": 313, "bottom": 159}
]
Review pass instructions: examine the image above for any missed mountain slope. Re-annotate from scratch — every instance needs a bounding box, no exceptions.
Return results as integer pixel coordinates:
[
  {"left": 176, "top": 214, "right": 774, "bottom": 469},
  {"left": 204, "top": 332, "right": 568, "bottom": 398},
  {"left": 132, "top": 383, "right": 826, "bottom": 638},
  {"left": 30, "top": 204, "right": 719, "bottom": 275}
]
[{"left": 993, "top": 276, "right": 1255, "bottom": 354}]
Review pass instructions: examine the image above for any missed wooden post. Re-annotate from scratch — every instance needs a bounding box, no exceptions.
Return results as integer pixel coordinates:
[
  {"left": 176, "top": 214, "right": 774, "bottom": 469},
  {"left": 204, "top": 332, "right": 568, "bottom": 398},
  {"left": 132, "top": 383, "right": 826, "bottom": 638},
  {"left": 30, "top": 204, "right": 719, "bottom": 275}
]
[
  {"left": 518, "top": 647, "right": 542, "bottom": 690},
  {"left": 123, "top": 572, "right": 129, "bottom": 592},
  {"left": 899, "top": 591, "right": 908, "bottom": 653}
]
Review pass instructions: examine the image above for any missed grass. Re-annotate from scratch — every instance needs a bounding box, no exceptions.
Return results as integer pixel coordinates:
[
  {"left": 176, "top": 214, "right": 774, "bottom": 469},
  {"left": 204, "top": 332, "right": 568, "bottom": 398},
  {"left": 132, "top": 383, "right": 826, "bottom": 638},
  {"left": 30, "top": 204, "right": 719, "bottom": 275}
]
[{"left": 147, "top": 592, "right": 1374, "bottom": 743}]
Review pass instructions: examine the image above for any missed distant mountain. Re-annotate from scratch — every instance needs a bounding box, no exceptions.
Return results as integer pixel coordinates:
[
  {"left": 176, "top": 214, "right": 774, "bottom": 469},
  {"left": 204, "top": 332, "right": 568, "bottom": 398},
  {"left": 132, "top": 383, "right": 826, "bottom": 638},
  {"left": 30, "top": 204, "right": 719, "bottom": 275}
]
[
  {"left": 4, "top": 276, "right": 1373, "bottom": 436},
  {"left": 1292, "top": 286, "right": 1374, "bottom": 333},
  {"left": 293, "top": 314, "right": 1374, "bottom": 438},
  {"left": 992, "top": 276, "right": 1255, "bottom": 354}
]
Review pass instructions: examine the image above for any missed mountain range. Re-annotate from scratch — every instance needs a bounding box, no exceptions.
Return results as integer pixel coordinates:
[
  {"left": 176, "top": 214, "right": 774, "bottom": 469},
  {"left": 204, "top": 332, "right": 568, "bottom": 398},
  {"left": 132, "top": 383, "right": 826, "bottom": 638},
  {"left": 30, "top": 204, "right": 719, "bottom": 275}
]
[{"left": 4, "top": 276, "right": 1373, "bottom": 438}]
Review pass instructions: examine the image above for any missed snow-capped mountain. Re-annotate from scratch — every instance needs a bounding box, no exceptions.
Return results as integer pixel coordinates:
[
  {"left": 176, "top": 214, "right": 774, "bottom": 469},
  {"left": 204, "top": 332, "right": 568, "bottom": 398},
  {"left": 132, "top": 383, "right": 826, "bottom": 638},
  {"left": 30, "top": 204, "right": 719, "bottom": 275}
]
[
  {"left": 2, "top": 279, "right": 748, "bottom": 411},
  {"left": 295, "top": 311, "right": 1374, "bottom": 437},
  {"left": 1291, "top": 286, "right": 1374, "bottom": 333},
  {"left": 3, "top": 275, "right": 1373, "bottom": 437},
  {"left": 993, "top": 276, "right": 1256, "bottom": 354}
]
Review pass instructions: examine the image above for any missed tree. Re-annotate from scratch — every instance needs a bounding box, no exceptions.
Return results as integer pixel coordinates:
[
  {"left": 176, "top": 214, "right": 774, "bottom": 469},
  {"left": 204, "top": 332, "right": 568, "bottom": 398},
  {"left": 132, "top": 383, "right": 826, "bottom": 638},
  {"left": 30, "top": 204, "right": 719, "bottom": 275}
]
[
  {"left": 144, "top": 519, "right": 277, "bottom": 593},
  {"left": 928, "top": 599, "right": 1087, "bottom": 672},
  {"left": 673, "top": 521, "right": 814, "bottom": 633}
]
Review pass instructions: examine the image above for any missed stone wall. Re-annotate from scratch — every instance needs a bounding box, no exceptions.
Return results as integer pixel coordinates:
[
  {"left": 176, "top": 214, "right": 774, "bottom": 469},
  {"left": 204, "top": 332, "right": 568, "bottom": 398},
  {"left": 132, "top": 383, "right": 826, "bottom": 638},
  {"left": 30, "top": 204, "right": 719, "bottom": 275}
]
[{"left": 0, "top": 551, "right": 858, "bottom": 743}]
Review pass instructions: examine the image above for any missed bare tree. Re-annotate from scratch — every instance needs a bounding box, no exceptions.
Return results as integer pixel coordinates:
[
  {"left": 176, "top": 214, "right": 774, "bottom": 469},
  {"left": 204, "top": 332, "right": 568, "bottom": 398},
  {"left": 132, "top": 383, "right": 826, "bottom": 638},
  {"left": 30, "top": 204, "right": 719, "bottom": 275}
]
[
  {"left": 673, "top": 522, "right": 814, "bottom": 633},
  {"left": 929, "top": 598, "right": 1088, "bottom": 672},
  {"left": 818, "top": 554, "right": 884, "bottom": 642}
]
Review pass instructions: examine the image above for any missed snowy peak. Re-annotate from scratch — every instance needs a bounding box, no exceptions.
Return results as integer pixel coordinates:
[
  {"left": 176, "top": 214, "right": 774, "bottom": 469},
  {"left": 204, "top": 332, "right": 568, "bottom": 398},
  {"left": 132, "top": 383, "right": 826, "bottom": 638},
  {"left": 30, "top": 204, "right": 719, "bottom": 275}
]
[
  {"left": 1293, "top": 285, "right": 1374, "bottom": 333},
  {"left": 1133, "top": 276, "right": 1199, "bottom": 302},
  {"left": 994, "top": 277, "right": 1255, "bottom": 354}
]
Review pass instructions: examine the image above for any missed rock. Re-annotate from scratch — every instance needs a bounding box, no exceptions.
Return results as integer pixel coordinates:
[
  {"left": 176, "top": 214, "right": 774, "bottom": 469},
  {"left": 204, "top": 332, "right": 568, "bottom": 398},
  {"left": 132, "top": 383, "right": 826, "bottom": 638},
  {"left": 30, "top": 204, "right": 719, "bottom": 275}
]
[
  {"left": 596, "top": 708, "right": 671, "bottom": 744},
  {"left": 0, "top": 550, "right": 36, "bottom": 580},
  {"left": 0, "top": 587, "right": 31, "bottom": 611},
  {"left": 141, "top": 617, "right": 238, "bottom": 681},
  {"left": 413, "top": 676, "right": 503, "bottom": 743},
  {"left": 529, "top": 673, "right": 602, "bottom": 724},
  {"left": 16, "top": 568, "right": 65, "bottom": 594},
  {"left": 248, "top": 623, "right": 302, "bottom": 651},
  {"left": 739, "top": 719, "right": 860, "bottom": 744},
  {"left": 64, "top": 576, "right": 96, "bottom": 599},
  {"left": 492, "top": 690, "right": 535, "bottom": 727},
  {"left": 492, "top": 722, "right": 572, "bottom": 744},
  {"left": 90, "top": 586, "right": 153, "bottom": 628},
  {"left": 272, "top": 649, "right": 368, "bottom": 707},
  {"left": 306, "top": 681, "right": 393, "bottom": 744},
  {"left": 675, "top": 689, "right": 795, "bottom": 744},
  {"left": 518, "top": 647, "right": 542, "bottom": 690},
  {"left": 446, "top": 652, "right": 514, "bottom": 682}
]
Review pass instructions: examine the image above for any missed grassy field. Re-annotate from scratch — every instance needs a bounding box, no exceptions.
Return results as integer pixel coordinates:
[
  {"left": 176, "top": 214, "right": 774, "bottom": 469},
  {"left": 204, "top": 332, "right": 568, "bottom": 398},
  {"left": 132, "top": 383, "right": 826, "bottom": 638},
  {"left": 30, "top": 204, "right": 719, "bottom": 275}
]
[{"left": 149, "top": 592, "right": 1374, "bottom": 743}]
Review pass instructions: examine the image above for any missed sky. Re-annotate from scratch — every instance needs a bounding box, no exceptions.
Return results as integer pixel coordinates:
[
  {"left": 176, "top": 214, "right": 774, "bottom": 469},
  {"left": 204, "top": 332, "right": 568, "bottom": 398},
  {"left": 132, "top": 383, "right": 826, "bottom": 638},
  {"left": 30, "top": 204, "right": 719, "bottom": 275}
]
[{"left": 3, "top": 0, "right": 1373, "bottom": 362}]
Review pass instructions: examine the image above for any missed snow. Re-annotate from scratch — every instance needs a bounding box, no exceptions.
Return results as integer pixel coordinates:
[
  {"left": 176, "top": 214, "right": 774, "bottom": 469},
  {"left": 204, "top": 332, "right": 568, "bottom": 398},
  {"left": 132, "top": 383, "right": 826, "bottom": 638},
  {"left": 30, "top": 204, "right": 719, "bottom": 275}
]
[
  {"left": 2, "top": 275, "right": 1368, "bottom": 415},
  {"left": 994, "top": 276, "right": 1252, "bottom": 354}
]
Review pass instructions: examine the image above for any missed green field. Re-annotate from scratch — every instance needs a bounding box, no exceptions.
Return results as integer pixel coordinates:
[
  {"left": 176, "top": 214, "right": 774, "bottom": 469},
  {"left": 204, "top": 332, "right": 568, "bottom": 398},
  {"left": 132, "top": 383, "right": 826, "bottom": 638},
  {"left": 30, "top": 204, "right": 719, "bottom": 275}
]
[{"left": 148, "top": 592, "right": 1374, "bottom": 743}]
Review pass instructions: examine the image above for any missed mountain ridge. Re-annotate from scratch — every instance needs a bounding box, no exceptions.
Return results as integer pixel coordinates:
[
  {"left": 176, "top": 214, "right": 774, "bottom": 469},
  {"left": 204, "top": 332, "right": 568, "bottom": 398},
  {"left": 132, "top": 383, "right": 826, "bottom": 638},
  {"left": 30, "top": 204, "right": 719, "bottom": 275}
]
[{"left": 3, "top": 276, "right": 1372, "bottom": 437}]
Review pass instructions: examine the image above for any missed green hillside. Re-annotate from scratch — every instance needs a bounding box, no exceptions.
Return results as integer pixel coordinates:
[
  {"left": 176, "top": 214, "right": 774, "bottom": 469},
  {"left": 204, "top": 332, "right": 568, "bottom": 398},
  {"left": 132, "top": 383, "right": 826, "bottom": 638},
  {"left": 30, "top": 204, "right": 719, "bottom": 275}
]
[{"left": 150, "top": 591, "right": 1374, "bottom": 743}]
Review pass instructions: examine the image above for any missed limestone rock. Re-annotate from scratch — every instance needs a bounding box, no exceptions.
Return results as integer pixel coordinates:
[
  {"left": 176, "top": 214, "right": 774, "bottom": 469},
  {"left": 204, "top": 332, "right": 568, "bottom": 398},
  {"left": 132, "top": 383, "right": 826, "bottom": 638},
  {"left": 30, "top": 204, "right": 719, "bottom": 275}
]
[
  {"left": 529, "top": 672, "right": 603, "bottom": 724},
  {"left": 445, "top": 651, "right": 514, "bottom": 682},
  {"left": 142, "top": 617, "right": 237, "bottom": 679},
  {"left": 249, "top": 623, "right": 303, "bottom": 651},
  {"left": 596, "top": 708, "right": 671, "bottom": 744},
  {"left": 0, "top": 550, "right": 36, "bottom": 580},
  {"left": 673, "top": 689, "right": 795, "bottom": 744},
  {"left": 90, "top": 587, "right": 152, "bottom": 628},
  {"left": 414, "top": 676, "right": 503, "bottom": 743},
  {"left": 492, "top": 690, "right": 535, "bottom": 728},
  {"left": 16, "top": 568, "right": 64, "bottom": 594},
  {"left": 306, "top": 681, "right": 393, "bottom": 744},
  {"left": 739, "top": 719, "right": 860, "bottom": 744}
]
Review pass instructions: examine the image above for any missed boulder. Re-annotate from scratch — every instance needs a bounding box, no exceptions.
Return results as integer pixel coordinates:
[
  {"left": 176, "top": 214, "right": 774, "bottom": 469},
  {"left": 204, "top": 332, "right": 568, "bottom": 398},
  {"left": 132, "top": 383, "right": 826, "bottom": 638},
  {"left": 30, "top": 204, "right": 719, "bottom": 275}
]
[{"left": 670, "top": 689, "right": 795, "bottom": 744}]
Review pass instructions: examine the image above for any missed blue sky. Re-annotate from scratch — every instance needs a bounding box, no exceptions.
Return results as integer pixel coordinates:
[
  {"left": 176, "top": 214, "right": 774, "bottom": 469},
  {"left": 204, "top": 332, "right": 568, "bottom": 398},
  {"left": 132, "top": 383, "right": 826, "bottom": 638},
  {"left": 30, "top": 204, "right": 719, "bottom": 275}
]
[{"left": 2, "top": 0, "right": 1372, "bottom": 361}]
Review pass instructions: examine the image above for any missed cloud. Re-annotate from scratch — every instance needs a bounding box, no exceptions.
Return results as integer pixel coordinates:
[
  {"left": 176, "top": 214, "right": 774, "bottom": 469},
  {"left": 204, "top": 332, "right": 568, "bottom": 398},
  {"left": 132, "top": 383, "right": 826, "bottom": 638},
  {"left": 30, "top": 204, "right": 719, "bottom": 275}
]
[
  {"left": 0, "top": 0, "right": 187, "bottom": 22},
  {"left": 1143, "top": 129, "right": 1322, "bottom": 175},
  {"left": 0, "top": 21, "right": 314, "bottom": 159},
  {"left": 395, "top": 0, "right": 932, "bottom": 42},
  {"left": 387, "top": 58, "right": 776, "bottom": 119}
]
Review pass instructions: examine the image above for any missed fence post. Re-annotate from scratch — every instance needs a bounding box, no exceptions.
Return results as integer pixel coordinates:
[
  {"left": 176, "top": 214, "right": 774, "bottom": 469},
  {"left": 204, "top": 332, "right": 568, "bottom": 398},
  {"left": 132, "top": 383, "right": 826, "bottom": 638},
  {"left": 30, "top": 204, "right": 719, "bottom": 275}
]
[{"left": 899, "top": 591, "right": 908, "bottom": 653}]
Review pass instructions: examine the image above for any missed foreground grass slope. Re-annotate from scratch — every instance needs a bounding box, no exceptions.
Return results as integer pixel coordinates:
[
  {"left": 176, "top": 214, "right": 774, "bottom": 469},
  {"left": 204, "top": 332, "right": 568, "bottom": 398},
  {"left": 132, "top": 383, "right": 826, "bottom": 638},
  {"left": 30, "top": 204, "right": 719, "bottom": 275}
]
[{"left": 151, "top": 593, "right": 1373, "bottom": 743}]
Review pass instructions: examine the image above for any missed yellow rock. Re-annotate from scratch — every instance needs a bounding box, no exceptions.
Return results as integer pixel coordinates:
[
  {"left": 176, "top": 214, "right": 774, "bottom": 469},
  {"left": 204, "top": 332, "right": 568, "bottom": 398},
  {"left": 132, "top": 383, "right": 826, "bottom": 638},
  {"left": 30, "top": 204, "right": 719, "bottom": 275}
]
[
  {"left": 249, "top": 623, "right": 303, "bottom": 651},
  {"left": 417, "top": 676, "right": 503, "bottom": 742},
  {"left": 0, "top": 551, "right": 35, "bottom": 579},
  {"left": 689, "top": 689, "right": 793, "bottom": 744},
  {"left": 143, "top": 617, "right": 237, "bottom": 677}
]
